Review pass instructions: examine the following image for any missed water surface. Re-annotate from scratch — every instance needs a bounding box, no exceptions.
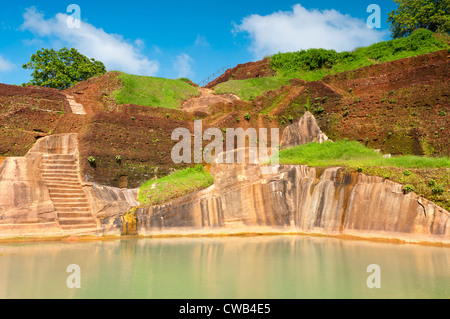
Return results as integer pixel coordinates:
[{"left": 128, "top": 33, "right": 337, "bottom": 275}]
[{"left": 0, "top": 236, "right": 448, "bottom": 299}]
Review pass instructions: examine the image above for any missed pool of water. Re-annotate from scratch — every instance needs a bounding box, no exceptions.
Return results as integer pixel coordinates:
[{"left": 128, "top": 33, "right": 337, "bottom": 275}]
[{"left": 0, "top": 236, "right": 448, "bottom": 299}]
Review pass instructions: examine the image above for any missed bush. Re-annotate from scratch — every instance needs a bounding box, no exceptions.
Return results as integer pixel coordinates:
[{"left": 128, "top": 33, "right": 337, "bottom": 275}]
[
  {"left": 402, "top": 184, "right": 415, "bottom": 194},
  {"left": 403, "top": 169, "right": 411, "bottom": 176},
  {"left": 315, "top": 107, "right": 325, "bottom": 114},
  {"left": 244, "top": 113, "right": 251, "bottom": 121},
  {"left": 432, "top": 185, "right": 444, "bottom": 195}
]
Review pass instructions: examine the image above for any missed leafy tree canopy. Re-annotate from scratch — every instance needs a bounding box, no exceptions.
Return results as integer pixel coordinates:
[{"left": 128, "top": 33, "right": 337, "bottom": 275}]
[
  {"left": 388, "top": 0, "right": 450, "bottom": 38},
  {"left": 22, "top": 47, "right": 106, "bottom": 89}
]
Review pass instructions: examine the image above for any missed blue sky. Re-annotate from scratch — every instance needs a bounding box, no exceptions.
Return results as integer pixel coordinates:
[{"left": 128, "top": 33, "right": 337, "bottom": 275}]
[{"left": 0, "top": 0, "right": 397, "bottom": 86}]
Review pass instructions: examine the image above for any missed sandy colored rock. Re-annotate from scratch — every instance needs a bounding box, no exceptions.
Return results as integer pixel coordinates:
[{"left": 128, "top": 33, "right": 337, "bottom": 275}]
[
  {"left": 106, "top": 162, "right": 450, "bottom": 245},
  {"left": 280, "top": 111, "right": 330, "bottom": 149}
]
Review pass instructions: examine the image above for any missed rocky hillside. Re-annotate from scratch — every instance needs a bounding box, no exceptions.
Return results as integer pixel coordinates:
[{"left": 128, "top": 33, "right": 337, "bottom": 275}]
[{"left": 0, "top": 45, "right": 448, "bottom": 191}]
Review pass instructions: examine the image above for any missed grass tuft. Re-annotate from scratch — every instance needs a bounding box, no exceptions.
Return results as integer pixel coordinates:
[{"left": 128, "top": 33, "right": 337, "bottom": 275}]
[{"left": 138, "top": 165, "right": 214, "bottom": 206}]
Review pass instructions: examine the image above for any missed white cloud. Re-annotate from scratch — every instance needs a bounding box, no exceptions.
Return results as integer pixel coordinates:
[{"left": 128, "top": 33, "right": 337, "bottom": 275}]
[
  {"left": 173, "top": 53, "right": 194, "bottom": 79},
  {"left": 194, "top": 35, "right": 210, "bottom": 47},
  {"left": 0, "top": 55, "right": 15, "bottom": 72},
  {"left": 234, "top": 4, "right": 388, "bottom": 58},
  {"left": 20, "top": 7, "right": 159, "bottom": 76}
]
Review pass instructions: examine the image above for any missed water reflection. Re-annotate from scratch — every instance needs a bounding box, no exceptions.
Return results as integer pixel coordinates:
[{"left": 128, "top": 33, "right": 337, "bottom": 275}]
[{"left": 0, "top": 236, "right": 449, "bottom": 299}]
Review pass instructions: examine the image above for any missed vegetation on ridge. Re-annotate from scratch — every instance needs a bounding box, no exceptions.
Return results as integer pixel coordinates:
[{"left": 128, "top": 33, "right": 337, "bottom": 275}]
[
  {"left": 275, "top": 140, "right": 450, "bottom": 211},
  {"left": 22, "top": 47, "right": 106, "bottom": 90},
  {"left": 210, "top": 30, "right": 448, "bottom": 99},
  {"left": 270, "top": 29, "right": 449, "bottom": 81},
  {"left": 114, "top": 73, "right": 200, "bottom": 109},
  {"left": 138, "top": 165, "right": 214, "bottom": 206}
]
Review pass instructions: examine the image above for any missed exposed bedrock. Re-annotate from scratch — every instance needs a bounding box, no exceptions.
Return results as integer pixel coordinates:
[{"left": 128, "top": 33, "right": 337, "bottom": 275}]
[
  {"left": 280, "top": 111, "right": 330, "bottom": 149},
  {"left": 0, "top": 134, "right": 138, "bottom": 238},
  {"left": 106, "top": 162, "right": 449, "bottom": 244}
]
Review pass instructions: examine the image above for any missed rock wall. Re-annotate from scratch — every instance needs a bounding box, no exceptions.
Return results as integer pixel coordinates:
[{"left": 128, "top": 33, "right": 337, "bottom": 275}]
[
  {"left": 280, "top": 111, "right": 330, "bottom": 149},
  {"left": 104, "top": 162, "right": 450, "bottom": 245},
  {"left": 0, "top": 134, "right": 138, "bottom": 238}
]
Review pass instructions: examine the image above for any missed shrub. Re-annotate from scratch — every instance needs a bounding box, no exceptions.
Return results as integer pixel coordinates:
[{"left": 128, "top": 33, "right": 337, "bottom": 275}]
[
  {"left": 315, "top": 107, "right": 325, "bottom": 114},
  {"left": 357, "top": 166, "right": 363, "bottom": 173},
  {"left": 244, "top": 113, "right": 251, "bottom": 121},
  {"left": 403, "top": 169, "right": 411, "bottom": 176},
  {"left": 432, "top": 185, "right": 444, "bottom": 195},
  {"left": 288, "top": 115, "right": 294, "bottom": 123},
  {"left": 402, "top": 184, "right": 415, "bottom": 194},
  {"left": 428, "top": 179, "right": 436, "bottom": 187}
]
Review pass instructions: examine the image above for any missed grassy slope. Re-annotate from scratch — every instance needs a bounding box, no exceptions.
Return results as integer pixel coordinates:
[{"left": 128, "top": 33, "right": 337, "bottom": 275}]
[
  {"left": 138, "top": 165, "right": 214, "bottom": 206},
  {"left": 214, "top": 77, "right": 290, "bottom": 101},
  {"left": 213, "top": 30, "right": 448, "bottom": 100},
  {"left": 271, "top": 29, "right": 449, "bottom": 81},
  {"left": 276, "top": 141, "right": 450, "bottom": 210},
  {"left": 114, "top": 73, "right": 200, "bottom": 109}
]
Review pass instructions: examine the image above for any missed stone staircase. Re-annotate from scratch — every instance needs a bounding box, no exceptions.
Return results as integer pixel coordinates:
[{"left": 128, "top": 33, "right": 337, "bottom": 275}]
[
  {"left": 65, "top": 94, "right": 87, "bottom": 115},
  {"left": 40, "top": 154, "right": 98, "bottom": 232}
]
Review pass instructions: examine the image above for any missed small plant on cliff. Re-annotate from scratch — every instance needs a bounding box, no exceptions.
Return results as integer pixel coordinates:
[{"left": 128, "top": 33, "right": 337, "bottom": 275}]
[
  {"left": 403, "top": 169, "right": 411, "bottom": 176},
  {"left": 315, "top": 107, "right": 325, "bottom": 114},
  {"left": 357, "top": 166, "right": 364, "bottom": 173},
  {"left": 402, "top": 184, "right": 415, "bottom": 194},
  {"left": 88, "top": 156, "right": 96, "bottom": 163},
  {"left": 115, "top": 155, "right": 121, "bottom": 163},
  {"left": 244, "top": 113, "right": 251, "bottom": 121},
  {"left": 288, "top": 115, "right": 294, "bottom": 123}
]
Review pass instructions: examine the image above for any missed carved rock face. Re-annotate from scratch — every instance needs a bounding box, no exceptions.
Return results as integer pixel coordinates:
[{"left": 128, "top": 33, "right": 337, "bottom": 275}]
[{"left": 280, "top": 111, "right": 330, "bottom": 149}]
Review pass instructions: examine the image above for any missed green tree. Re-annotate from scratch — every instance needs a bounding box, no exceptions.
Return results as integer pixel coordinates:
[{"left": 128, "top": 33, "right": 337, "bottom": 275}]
[
  {"left": 387, "top": 0, "right": 450, "bottom": 38},
  {"left": 22, "top": 47, "right": 106, "bottom": 89}
]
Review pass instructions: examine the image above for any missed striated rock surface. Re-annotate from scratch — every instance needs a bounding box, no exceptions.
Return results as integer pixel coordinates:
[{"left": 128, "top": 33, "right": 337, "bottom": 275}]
[
  {"left": 0, "top": 134, "right": 138, "bottom": 238},
  {"left": 280, "top": 111, "right": 330, "bottom": 149},
  {"left": 103, "top": 162, "right": 450, "bottom": 245}
]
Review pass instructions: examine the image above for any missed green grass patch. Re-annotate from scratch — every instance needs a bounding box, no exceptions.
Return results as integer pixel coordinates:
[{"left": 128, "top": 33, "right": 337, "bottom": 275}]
[
  {"left": 214, "top": 76, "right": 290, "bottom": 101},
  {"left": 138, "top": 165, "right": 214, "bottom": 206},
  {"left": 275, "top": 140, "right": 449, "bottom": 210},
  {"left": 114, "top": 73, "right": 200, "bottom": 109},
  {"left": 277, "top": 140, "right": 450, "bottom": 168},
  {"left": 270, "top": 29, "right": 449, "bottom": 81}
]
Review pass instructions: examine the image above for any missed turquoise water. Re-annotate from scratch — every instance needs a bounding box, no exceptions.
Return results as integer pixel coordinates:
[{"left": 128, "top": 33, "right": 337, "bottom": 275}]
[{"left": 0, "top": 236, "right": 448, "bottom": 299}]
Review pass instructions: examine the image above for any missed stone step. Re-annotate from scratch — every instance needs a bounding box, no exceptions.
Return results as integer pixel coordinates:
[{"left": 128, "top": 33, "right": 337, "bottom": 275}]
[
  {"left": 42, "top": 171, "right": 78, "bottom": 178},
  {"left": 52, "top": 197, "right": 89, "bottom": 204},
  {"left": 53, "top": 205, "right": 89, "bottom": 211},
  {"left": 43, "top": 177, "right": 81, "bottom": 187},
  {"left": 53, "top": 205, "right": 90, "bottom": 211},
  {"left": 41, "top": 171, "right": 79, "bottom": 177},
  {"left": 58, "top": 217, "right": 97, "bottom": 225},
  {"left": 48, "top": 190, "right": 86, "bottom": 196},
  {"left": 42, "top": 155, "right": 77, "bottom": 161},
  {"left": 41, "top": 161, "right": 77, "bottom": 166},
  {"left": 48, "top": 185, "right": 84, "bottom": 190},
  {"left": 58, "top": 212, "right": 94, "bottom": 218},
  {"left": 40, "top": 164, "right": 78, "bottom": 170},
  {"left": 60, "top": 224, "right": 98, "bottom": 232}
]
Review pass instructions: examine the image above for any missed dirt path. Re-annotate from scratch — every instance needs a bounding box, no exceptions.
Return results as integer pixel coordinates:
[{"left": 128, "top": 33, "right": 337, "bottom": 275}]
[{"left": 181, "top": 88, "right": 240, "bottom": 114}]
